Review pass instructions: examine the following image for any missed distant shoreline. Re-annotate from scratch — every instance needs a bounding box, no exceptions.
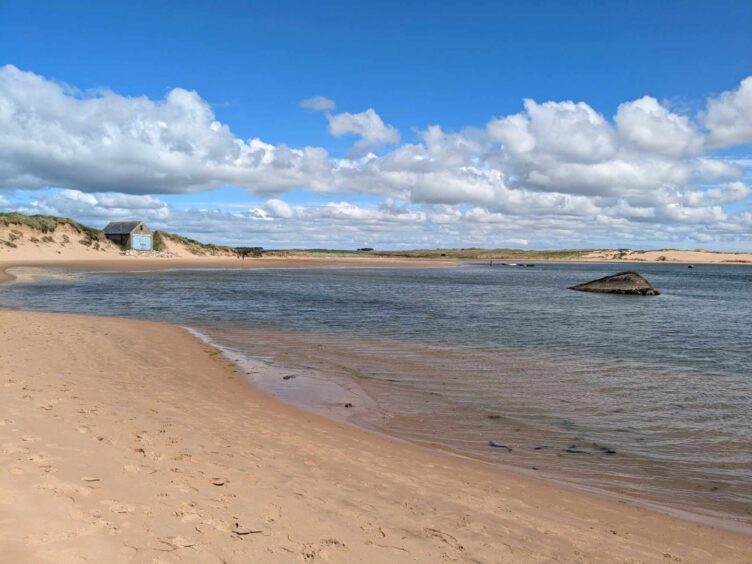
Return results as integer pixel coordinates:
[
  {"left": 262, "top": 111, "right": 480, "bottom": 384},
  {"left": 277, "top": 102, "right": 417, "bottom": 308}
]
[
  {"left": 2, "top": 246, "right": 751, "bottom": 283},
  {"left": 3, "top": 213, "right": 752, "bottom": 267},
  {"left": 0, "top": 255, "right": 457, "bottom": 282},
  {"left": 4, "top": 251, "right": 752, "bottom": 292}
]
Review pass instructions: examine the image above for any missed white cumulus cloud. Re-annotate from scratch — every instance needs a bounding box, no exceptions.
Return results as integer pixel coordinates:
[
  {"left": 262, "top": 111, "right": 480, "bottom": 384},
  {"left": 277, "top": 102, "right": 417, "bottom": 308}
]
[
  {"left": 299, "top": 95, "right": 336, "bottom": 111},
  {"left": 326, "top": 108, "right": 401, "bottom": 153},
  {"left": 1, "top": 65, "right": 752, "bottom": 248},
  {"left": 615, "top": 96, "right": 702, "bottom": 156},
  {"left": 0, "top": 65, "right": 329, "bottom": 195},
  {"left": 704, "top": 77, "right": 752, "bottom": 147}
]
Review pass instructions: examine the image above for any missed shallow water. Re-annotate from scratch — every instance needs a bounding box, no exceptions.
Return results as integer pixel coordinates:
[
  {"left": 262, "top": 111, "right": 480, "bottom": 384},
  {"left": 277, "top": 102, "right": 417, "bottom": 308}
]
[{"left": 2, "top": 262, "right": 751, "bottom": 526}]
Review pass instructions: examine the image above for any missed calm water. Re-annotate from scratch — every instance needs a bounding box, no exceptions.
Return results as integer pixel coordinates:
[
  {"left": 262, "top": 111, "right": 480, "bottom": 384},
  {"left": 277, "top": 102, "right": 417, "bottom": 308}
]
[{"left": 2, "top": 263, "right": 751, "bottom": 526}]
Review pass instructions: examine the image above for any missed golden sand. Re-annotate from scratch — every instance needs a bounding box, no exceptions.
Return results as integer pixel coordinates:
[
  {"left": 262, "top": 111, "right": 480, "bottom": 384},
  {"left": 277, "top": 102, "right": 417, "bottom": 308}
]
[{"left": 1, "top": 307, "right": 750, "bottom": 563}]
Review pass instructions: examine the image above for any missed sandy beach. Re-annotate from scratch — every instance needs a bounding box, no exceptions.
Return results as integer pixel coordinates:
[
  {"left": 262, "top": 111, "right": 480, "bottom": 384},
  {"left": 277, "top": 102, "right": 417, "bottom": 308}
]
[
  {"left": 1, "top": 299, "right": 752, "bottom": 562},
  {"left": 0, "top": 256, "right": 457, "bottom": 289},
  {"left": 3, "top": 3, "right": 752, "bottom": 561}
]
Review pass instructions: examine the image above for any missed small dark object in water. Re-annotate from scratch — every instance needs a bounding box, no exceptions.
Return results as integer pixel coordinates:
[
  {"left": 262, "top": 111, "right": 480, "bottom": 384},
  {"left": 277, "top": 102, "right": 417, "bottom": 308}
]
[
  {"left": 564, "top": 443, "right": 616, "bottom": 455},
  {"left": 282, "top": 374, "right": 296, "bottom": 380},
  {"left": 344, "top": 402, "right": 353, "bottom": 408},
  {"left": 525, "top": 264, "right": 535, "bottom": 267},
  {"left": 688, "top": 264, "right": 695, "bottom": 269},
  {"left": 488, "top": 441, "right": 512, "bottom": 451},
  {"left": 533, "top": 445, "right": 549, "bottom": 450},
  {"left": 569, "top": 271, "right": 660, "bottom": 296},
  {"left": 487, "top": 414, "right": 501, "bottom": 420}
]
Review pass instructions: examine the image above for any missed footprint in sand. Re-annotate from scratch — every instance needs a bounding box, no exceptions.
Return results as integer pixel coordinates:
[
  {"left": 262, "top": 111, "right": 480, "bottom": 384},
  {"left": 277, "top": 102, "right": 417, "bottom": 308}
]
[
  {"left": 1, "top": 443, "right": 29, "bottom": 455},
  {"left": 38, "top": 399, "right": 60, "bottom": 411},
  {"left": 301, "top": 539, "right": 347, "bottom": 560},
  {"left": 175, "top": 507, "right": 203, "bottom": 524},
  {"left": 38, "top": 477, "right": 92, "bottom": 498},
  {"left": 27, "top": 452, "right": 49, "bottom": 465},
  {"left": 100, "top": 499, "right": 136, "bottom": 514},
  {"left": 132, "top": 431, "right": 152, "bottom": 443},
  {"left": 158, "top": 536, "right": 196, "bottom": 551},
  {"left": 424, "top": 528, "right": 465, "bottom": 553}
]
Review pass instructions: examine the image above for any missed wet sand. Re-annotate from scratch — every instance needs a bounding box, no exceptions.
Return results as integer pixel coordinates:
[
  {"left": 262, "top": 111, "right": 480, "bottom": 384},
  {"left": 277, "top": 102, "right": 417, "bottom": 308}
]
[
  {"left": 1, "top": 308, "right": 752, "bottom": 562},
  {"left": 197, "top": 326, "right": 752, "bottom": 527}
]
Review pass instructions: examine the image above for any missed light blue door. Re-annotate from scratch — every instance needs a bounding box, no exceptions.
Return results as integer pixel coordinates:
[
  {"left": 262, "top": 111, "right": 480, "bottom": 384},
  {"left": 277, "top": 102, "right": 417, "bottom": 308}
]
[{"left": 132, "top": 235, "right": 152, "bottom": 251}]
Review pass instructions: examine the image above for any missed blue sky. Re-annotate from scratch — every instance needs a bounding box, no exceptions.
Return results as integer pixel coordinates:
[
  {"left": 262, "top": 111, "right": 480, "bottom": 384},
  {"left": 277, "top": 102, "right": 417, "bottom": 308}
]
[{"left": 1, "top": 0, "right": 751, "bottom": 249}]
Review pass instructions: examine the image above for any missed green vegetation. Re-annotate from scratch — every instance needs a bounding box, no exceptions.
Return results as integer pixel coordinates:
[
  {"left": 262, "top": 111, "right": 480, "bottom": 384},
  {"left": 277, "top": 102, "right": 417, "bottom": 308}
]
[
  {"left": 264, "top": 248, "right": 365, "bottom": 258},
  {"left": 265, "top": 248, "right": 598, "bottom": 260},
  {"left": 155, "top": 231, "right": 236, "bottom": 256},
  {"left": 373, "top": 248, "right": 597, "bottom": 260},
  {"left": 0, "top": 212, "right": 107, "bottom": 246},
  {"left": 152, "top": 230, "right": 167, "bottom": 252}
]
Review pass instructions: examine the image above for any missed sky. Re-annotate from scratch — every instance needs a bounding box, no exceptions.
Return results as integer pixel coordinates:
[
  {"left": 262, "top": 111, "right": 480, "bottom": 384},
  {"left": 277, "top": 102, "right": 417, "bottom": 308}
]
[{"left": 1, "top": 0, "right": 751, "bottom": 250}]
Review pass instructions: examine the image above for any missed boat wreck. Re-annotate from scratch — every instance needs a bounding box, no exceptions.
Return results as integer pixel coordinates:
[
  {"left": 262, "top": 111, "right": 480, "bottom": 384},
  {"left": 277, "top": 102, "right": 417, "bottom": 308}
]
[{"left": 569, "top": 271, "right": 660, "bottom": 296}]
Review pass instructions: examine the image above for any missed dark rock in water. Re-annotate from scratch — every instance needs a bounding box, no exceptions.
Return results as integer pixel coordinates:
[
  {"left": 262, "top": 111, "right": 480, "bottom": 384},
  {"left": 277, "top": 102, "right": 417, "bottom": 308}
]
[
  {"left": 569, "top": 271, "right": 660, "bottom": 296},
  {"left": 282, "top": 374, "right": 296, "bottom": 380},
  {"left": 488, "top": 441, "right": 512, "bottom": 451},
  {"left": 344, "top": 402, "right": 353, "bottom": 408}
]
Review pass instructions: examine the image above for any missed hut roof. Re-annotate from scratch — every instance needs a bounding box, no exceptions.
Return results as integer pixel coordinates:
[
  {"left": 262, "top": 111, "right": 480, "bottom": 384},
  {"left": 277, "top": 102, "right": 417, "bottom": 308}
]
[{"left": 103, "top": 221, "right": 147, "bottom": 235}]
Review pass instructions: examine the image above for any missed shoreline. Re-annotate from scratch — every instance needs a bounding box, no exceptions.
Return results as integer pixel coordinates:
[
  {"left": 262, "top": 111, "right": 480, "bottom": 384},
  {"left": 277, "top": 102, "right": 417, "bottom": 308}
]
[
  {"left": 1, "top": 309, "right": 751, "bottom": 562},
  {"left": 0, "top": 258, "right": 752, "bottom": 534},
  {"left": 187, "top": 323, "right": 752, "bottom": 534}
]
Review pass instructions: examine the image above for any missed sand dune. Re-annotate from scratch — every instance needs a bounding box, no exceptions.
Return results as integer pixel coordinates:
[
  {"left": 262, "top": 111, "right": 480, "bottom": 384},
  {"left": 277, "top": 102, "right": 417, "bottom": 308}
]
[
  {"left": 1, "top": 309, "right": 750, "bottom": 563},
  {"left": 580, "top": 249, "right": 752, "bottom": 264}
]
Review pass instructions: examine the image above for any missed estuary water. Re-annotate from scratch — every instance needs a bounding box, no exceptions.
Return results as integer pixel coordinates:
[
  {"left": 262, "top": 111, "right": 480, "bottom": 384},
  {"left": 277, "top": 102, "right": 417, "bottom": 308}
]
[{"left": 1, "top": 262, "right": 750, "bottom": 526}]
